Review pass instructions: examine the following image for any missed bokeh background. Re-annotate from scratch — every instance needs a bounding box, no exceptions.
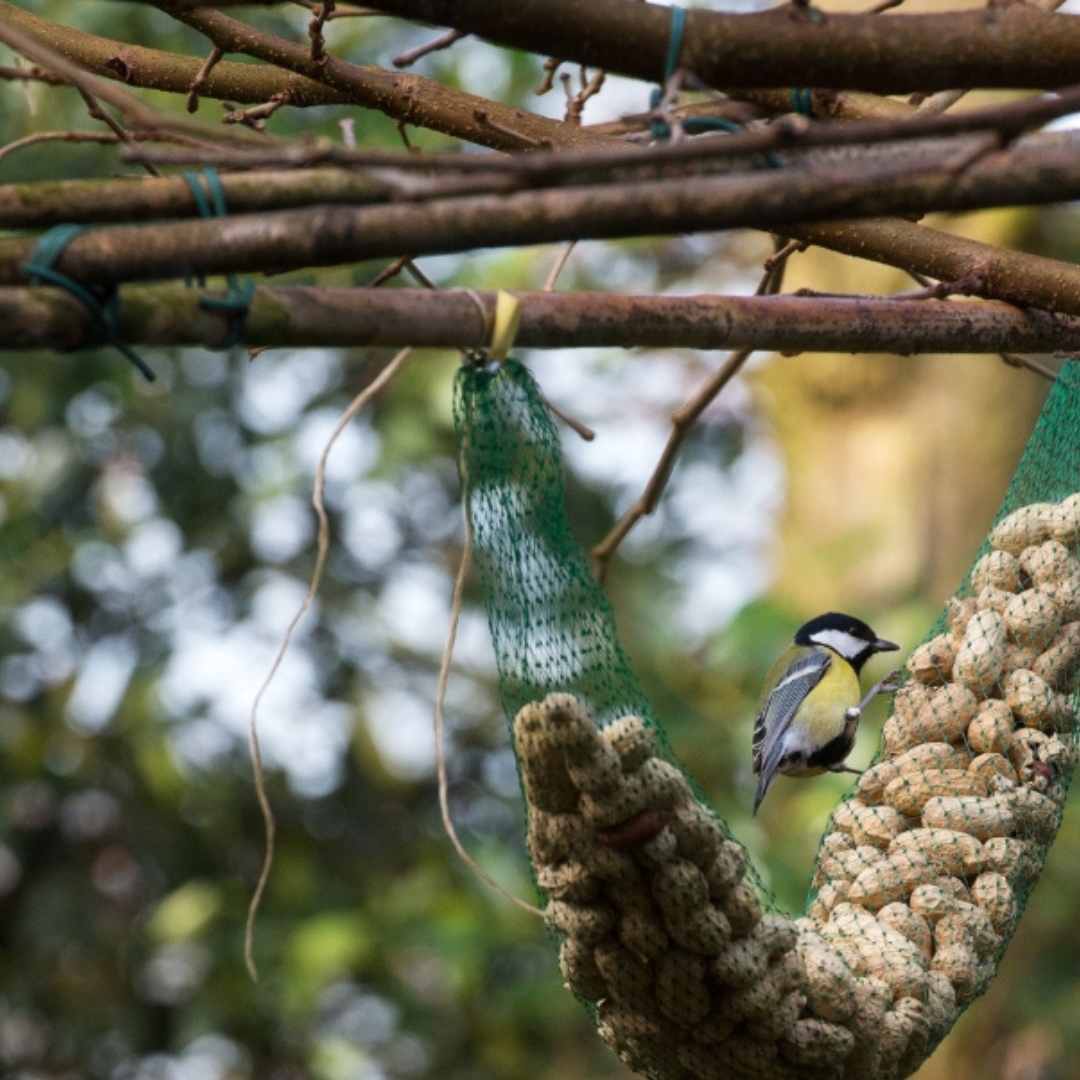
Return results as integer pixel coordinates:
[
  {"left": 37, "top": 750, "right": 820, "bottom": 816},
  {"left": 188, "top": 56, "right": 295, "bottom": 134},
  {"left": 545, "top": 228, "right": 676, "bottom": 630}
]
[{"left": 1, "top": 2, "right": 1078, "bottom": 1078}]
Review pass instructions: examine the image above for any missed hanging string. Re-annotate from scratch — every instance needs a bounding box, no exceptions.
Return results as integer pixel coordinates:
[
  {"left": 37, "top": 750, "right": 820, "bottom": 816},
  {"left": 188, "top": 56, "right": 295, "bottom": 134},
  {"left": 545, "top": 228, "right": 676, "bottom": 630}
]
[{"left": 244, "top": 346, "right": 414, "bottom": 980}]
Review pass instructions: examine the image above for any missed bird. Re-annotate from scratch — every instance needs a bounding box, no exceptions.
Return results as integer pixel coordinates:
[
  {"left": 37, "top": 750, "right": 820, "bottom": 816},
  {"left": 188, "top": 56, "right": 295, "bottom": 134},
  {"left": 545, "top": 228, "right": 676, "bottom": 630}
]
[{"left": 751, "top": 612, "right": 900, "bottom": 815}]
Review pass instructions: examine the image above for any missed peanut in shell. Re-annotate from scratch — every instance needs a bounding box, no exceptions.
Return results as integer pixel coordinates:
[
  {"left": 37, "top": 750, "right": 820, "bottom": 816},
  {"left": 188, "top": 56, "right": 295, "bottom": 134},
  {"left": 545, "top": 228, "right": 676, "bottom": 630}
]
[
  {"left": 655, "top": 948, "right": 711, "bottom": 1026},
  {"left": 966, "top": 700, "right": 1015, "bottom": 755},
  {"left": 952, "top": 609, "right": 1008, "bottom": 695},
  {"left": 601, "top": 715, "right": 655, "bottom": 770},
  {"left": 877, "top": 902, "right": 933, "bottom": 960},
  {"left": 883, "top": 769, "right": 989, "bottom": 817},
  {"left": 888, "top": 827, "right": 983, "bottom": 878},
  {"left": 906, "top": 634, "right": 955, "bottom": 685},
  {"left": 989, "top": 503, "right": 1057, "bottom": 553},
  {"left": 1003, "top": 669, "right": 1075, "bottom": 733},
  {"left": 1050, "top": 492, "right": 1080, "bottom": 545},
  {"left": 970, "top": 548, "right": 1022, "bottom": 593},
  {"left": 1030, "top": 621, "right": 1080, "bottom": 689},
  {"left": 797, "top": 932, "right": 858, "bottom": 1023},
  {"left": 970, "top": 872, "right": 1018, "bottom": 936},
  {"left": 921, "top": 794, "right": 1017, "bottom": 841},
  {"left": 1002, "top": 589, "right": 1062, "bottom": 649},
  {"left": 894, "top": 742, "right": 972, "bottom": 775}
]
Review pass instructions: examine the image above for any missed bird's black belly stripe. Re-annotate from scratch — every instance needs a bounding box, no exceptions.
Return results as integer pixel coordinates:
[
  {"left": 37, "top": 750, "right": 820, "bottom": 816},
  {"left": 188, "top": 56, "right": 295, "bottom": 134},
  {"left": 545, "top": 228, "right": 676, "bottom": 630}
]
[{"left": 806, "top": 730, "right": 856, "bottom": 771}]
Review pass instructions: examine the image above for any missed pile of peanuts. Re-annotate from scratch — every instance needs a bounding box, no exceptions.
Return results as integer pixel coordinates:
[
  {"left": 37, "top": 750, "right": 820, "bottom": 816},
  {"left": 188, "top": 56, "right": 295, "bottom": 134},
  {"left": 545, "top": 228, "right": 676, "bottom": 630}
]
[
  {"left": 802, "top": 493, "right": 1080, "bottom": 1073},
  {"left": 513, "top": 494, "right": 1080, "bottom": 1080}
]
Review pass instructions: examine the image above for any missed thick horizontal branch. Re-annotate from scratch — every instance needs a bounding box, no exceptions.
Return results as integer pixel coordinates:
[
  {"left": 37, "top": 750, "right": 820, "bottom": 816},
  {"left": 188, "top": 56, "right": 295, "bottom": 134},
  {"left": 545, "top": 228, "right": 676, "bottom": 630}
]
[
  {"left": 4, "top": 135, "right": 1080, "bottom": 314},
  {"left": 0, "top": 170, "right": 396, "bottom": 229},
  {"left": 5, "top": 285, "right": 1080, "bottom": 355},
  {"left": 9, "top": 84, "right": 1071, "bottom": 227},
  {"left": 363, "top": 0, "right": 1080, "bottom": 93}
]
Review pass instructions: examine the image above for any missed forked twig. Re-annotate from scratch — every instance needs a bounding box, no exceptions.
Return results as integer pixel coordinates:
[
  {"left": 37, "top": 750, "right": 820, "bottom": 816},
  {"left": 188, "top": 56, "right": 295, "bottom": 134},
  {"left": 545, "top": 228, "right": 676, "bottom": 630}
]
[{"left": 591, "top": 252, "right": 791, "bottom": 581}]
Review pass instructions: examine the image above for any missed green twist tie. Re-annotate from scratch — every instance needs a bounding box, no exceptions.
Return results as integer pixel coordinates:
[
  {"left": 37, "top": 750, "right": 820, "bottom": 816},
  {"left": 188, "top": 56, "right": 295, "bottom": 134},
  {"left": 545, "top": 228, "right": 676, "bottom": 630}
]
[
  {"left": 650, "top": 5, "right": 687, "bottom": 141},
  {"left": 21, "top": 224, "right": 156, "bottom": 382},
  {"left": 181, "top": 168, "right": 254, "bottom": 349}
]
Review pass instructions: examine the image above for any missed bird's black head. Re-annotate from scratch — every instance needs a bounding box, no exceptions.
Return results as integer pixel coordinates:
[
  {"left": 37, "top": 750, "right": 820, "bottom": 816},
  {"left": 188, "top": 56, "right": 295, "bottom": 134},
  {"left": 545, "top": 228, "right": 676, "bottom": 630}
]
[{"left": 794, "top": 611, "right": 898, "bottom": 673}]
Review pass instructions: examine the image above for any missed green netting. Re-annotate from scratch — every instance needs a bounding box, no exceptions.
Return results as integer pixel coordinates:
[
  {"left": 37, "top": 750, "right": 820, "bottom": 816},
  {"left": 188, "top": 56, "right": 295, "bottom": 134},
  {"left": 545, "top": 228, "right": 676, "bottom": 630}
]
[
  {"left": 453, "top": 358, "right": 663, "bottom": 732},
  {"left": 454, "top": 357, "right": 1080, "bottom": 1080}
]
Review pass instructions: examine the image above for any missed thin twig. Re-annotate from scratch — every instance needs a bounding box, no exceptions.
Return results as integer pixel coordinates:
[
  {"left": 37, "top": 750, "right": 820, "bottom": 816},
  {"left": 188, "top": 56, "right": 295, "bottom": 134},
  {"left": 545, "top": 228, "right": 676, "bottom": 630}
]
[
  {"left": 186, "top": 44, "right": 224, "bottom": 112},
  {"left": 365, "top": 255, "right": 412, "bottom": 287},
  {"left": 392, "top": 29, "right": 466, "bottom": 68},
  {"left": 244, "top": 345, "right": 413, "bottom": 981},
  {"left": 309, "top": 1, "right": 336, "bottom": 63},
  {"left": 536, "top": 56, "right": 562, "bottom": 95},
  {"left": 764, "top": 239, "right": 807, "bottom": 273},
  {"left": 562, "top": 67, "right": 606, "bottom": 125},
  {"left": 294, "top": 0, "right": 377, "bottom": 16},
  {"left": 592, "top": 257, "right": 788, "bottom": 581},
  {"left": 0, "top": 62, "right": 65, "bottom": 85},
  {"left": 793, "top": 273, "right": 988, "bottom": 303},
  {"left": 74, "top": 85, "right": 163, "bottom": 178},
  {"left": 592, "top": 347, "right": 754, "bottom": 581},
  {"left": 1000, "top": 352, "right": 1058, "bottom": 381},
  {"left": 222, "top": 94, "right": 288, "bottom": 129},
  {"left": 0, "top": 12, "right": 268, "bottom": 146},
  {"left": 542, "top": 242, "right": 577, "bottom": 293},
  {"left": 538, "top": 241, "right": 596, "bottom": 442},
  {"left": 472, "top": 109, "right": 553, "bottom": 149},
  {"left": 0, "top": 129, "right": 121, "bottom": 164}
]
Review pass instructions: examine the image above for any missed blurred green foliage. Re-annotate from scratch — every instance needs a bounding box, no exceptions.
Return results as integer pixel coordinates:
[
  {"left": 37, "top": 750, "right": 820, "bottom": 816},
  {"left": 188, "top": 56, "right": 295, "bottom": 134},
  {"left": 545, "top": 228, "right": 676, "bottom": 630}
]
[{"left": 0, "top": 4, "right": 1077, "bottom": 1080}]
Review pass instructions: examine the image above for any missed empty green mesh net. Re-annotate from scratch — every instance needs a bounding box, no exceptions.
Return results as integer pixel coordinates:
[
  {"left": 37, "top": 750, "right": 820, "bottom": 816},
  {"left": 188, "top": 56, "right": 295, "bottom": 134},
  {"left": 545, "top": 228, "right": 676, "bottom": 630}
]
[{"left": 454, "top": 357, "right": 1080, "bottom": 1080}]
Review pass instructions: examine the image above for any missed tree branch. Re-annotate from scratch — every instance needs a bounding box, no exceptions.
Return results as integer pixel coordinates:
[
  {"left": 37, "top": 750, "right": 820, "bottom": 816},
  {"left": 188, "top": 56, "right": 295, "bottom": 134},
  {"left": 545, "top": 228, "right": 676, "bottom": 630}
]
[
  {"left": 148, "top": 0, "right": 614, "bottom": 151},
  {"left": 0, "top": 169, "right": 398, "bottom": 229},
  {"left": 0, "top": 0, "right": 352, "bottom": 109},
  {"left": 4, "top": 285, "right": 1080, "bottom": 355},
  {"left": 118, "top": 85, "right": 1080, "bottom": 179},
  {"left": 360, "top": 0, "right": 1080, "bottom": 93},
  {"left": 4, "top": 135, "right": 1080, "bottom": 316}
]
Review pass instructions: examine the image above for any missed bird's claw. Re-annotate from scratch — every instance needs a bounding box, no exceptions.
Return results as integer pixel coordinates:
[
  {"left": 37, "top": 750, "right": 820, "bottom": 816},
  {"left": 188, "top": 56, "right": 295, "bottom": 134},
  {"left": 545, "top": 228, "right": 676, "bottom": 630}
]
[
  {"left": 877, "top": 667, "right": 904, "bottom": 694},
  {"left": 858, "top": 668, "right": 904, "bottom": 711},
  {"left": 828, "top": 761, "right": 864, "bottom": 776}
]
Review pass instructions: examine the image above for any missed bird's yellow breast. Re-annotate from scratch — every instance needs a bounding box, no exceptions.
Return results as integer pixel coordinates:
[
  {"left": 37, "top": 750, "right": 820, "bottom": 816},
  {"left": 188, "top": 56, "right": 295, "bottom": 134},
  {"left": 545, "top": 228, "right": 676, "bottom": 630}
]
[{"left": 788, "top": 655, "right": 861, "bottom": 774}]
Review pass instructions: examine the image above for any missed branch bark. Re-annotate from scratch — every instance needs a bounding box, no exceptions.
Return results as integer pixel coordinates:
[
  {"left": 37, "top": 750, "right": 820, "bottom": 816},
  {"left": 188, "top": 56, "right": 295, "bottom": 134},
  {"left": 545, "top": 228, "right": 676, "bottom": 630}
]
[
  {"left": 361, "top": 0, "right": 1080, "bottom": 93},
  {"left": 0, "top": 0, "right": 355, "bottom": 108},
  {"left": 149, "top": 0, "right": 614, "bottom": 151},
  {"left": 0, "top": 170, "right": 397, "bottom": 229},
  {"left": 4, "top": 285, "right": 1080, "bottom": 355},
  {"left": 5, "top": 135, "right": 1080, "bottom": 317}
]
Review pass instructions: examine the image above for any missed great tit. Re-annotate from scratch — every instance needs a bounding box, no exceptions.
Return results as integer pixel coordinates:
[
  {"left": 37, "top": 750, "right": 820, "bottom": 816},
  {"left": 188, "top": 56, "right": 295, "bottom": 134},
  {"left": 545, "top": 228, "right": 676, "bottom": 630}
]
[{"left": 752, "top": 612, "right": 899, "bottom": 814}]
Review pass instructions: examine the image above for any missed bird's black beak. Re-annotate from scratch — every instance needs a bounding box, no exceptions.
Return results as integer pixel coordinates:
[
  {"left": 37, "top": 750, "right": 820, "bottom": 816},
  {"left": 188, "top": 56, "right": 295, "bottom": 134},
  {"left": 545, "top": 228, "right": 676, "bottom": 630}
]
[{"left": 874, "top": 637, "right": 899, "bottom": 653}]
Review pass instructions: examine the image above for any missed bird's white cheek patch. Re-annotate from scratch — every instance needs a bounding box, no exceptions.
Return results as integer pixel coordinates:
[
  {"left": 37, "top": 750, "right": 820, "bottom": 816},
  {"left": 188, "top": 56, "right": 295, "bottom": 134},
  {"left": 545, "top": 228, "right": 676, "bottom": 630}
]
[{"left": 808, "top": 627, "right": 865, "bottom": 658}]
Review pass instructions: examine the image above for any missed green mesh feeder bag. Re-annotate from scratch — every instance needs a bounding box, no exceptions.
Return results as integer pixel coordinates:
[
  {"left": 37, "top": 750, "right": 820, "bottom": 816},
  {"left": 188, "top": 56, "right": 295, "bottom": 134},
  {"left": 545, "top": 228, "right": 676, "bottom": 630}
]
[{"left": 453, "top": 358, "right": 1080, "bottom": 1080}]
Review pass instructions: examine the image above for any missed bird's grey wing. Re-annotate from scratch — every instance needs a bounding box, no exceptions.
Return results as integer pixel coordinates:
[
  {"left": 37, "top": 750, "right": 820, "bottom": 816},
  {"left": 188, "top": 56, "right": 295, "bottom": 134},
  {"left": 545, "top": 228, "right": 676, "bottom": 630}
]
[{"left": 752, "top": 650, "right": 832, "bottom": 774}]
